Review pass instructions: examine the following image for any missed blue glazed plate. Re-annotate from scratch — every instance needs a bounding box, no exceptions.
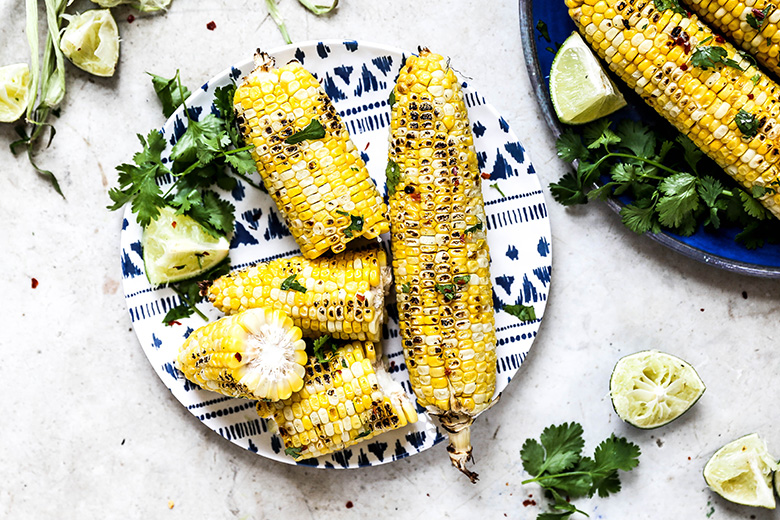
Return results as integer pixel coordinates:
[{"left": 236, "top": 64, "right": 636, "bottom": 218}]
[
  {"left": 520, "top": 1, "right": 780, "bottom": 277},
  {"left": 120, "top": 40, "right": 552, "bottom": 468}
]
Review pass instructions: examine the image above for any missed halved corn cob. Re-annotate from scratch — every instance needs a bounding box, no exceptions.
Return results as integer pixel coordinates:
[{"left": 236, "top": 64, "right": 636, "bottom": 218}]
[
  {"left": 203, "top": 247, "right": 391, "bottom": 342},
  {"left": 566, "top": 0, "right": 780, "bottom": 217},
  {"left": 233, "top": 52, "right": 390, "bottom": 259},
  {"left": 257, "top": 339, "right": 418, "bottom": 461},
  {"left": 387, "top": 49, "right": 497, "bottom": 482},
  {"left": 681, "top": 0, "right": 780, "bottom": 78},
  {"left": 176, "top": 307, "right": 307, "bottom": 401}
]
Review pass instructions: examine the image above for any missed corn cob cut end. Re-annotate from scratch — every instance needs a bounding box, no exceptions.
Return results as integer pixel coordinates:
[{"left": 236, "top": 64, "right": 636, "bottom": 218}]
[
  {"left": 257, "top": 340, "right": 418, "bottom": 461},
  {"left": 177, "top": 307, "right": 307, "bottom": 401},
  {"left": 438, "top": 411, "right": 478, "bottom": 483}
]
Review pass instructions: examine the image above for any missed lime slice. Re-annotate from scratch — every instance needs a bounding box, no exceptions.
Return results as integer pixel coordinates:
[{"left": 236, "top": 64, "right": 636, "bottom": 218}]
[
  {"left": 0, "top": 63, "right": 30, "bottom": 123},
  {"left": 609, "top": 350, "right": 705, "bottom": 429},
  {"left": 59, "top": 9, "right": 119, "bottom": 77},
  {"left": 141, "top": 206, "right": 230, "bottom": 285},
  {"left": 549, "top": 32, "right": 627, "bottom": 124},
  {"left": 704, "top": 434, "right": 778, "bottom": 509}
]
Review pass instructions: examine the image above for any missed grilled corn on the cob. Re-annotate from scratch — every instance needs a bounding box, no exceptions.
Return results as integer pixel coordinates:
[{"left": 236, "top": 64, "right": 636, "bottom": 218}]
[
  {"left": 233, "top": 52, "right": 390, "bottom": 259},
  {"left": 176, "top": 307, "right": 307, "bottom": 401},
  {"left": 566, "top": 0, "right": 780, "bottom": 217},
  {"left": 681, "top": 0, "right": 780, "bottom": 78},
  {"left": 387, "top": 49, "right": 497, "bottom": 482},
  {"left": 257, "top": 339, "right": 418, "bottom": 460},
  {"left": 203, "top": 247, "right": 391, "bottom": 342}
]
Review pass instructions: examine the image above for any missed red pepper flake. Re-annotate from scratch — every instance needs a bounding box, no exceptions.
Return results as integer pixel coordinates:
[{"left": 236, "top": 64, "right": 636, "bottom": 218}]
[
  {"left": 410, "top": 192, "right": 421, "bottom": 202},
  {"left": 480, "top": 172, "right": 491, "bottom": 180},
  {"left": 748, "top": 93, "right": 755, "bottom": 100},
  {"left": 167, "top": 320, "right": 182, "bottom": 326},
  {"left": 453, "top": 178, "right": 460, "bottom": 186},
  {"left": 364, "top": 142, "right": 370, "bottom": 151},
  {"left": 715, "top": 35, "right": 726, "bottom": 44},
  {"left": 522, "top": 499, "right": 537, "bottom": 507},
  {"left": 127, "top": 14, "right": 135, "bottom": 23},
  {"left": 680, "top": 63, "right": 688, "bottom": 71},
  {"left": 206, "top": 20, "right": 217, "bottom": 30},
  {"left": 752, "top": 8, "right": 767, "bottom": 20},
  {"left": 345, "top": 501, "right": 354, "bottom": 509},
  {"left": 31, "top": 277, "right": 39, "bottom": 289},
  {"left": 356, "top": 293, "right": 366, "bottom": 302},
  {"left": 171, "top": 221, "right": 177, "bottom": 229},
  {"left": 235, "top": 353, "right": 242, "bottom": 362}
]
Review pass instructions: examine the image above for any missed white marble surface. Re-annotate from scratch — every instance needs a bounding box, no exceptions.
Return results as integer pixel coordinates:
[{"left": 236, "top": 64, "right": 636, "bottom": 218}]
[{"left": 1, "top": 0, "right": 779, "bottom": 518}]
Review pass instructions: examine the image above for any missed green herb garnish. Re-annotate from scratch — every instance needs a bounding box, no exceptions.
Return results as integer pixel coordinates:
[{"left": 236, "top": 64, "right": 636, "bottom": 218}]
[
  {"left": 549, "top": 119, "right": 778, "bottom": 247},
  {"left": 162, "top": 258, "right": 231, "bottom": 325},
  {"left": 465, "top": 219, "right": 483, "bottom": 235},
  {"left": 281, "top": 274, "right": 307, "bottom": 293},
  {"left": 148, "top": 71, "right": 191, "bottom": 118},
  {"left": 653, "top": 0, "right": 687, "bottom": 14},
  {"left": 453, "top": 274, "right": 471, "bottom": 286},
  {"left": 312, "top": 334, "right": 332, "bottom": 364},
  {"left": 747, "top": 5, "right": 774, "bottom": 29},
  {"left": 285, "top": 119, "right": 326, "bottom": 144},
  {"left": 336, "top": 210, "right": 364, "bottom": 237},
  {"left": 401, "top": 282, "right": 411, "bottom": 293},
  {"left": 536, "top": 20, "right": 551, "bottom": 42},
  {"left": 388, "top": 90, "right": 396, "bottom": 107},
  {"left": 691, "top": 42, "right": 744, "bottom": 70},
  {"left": 735, "top": 109, "right": 760, "bottom": 138},
  {"left": 285, "top": 446, "right": 304, "bottom": 459},
  {"left": 490, "top": 182, "right": 507, "bottom": 197},
  {"left": 504, "top": 303, "right": 536, "bottom": 322},
  {"left": 521, "top": 422, "right": 641, "bottom": 520},
  {"left": 386, "top": 159, "right": 401, "bottom": 195},
  {"left": 435, "top": 283, "right": 456, "bottom": 302}
]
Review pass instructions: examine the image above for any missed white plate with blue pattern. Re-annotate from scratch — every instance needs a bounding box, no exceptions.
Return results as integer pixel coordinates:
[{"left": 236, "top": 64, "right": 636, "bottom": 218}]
[{"left": 120, "top": 40, "right": 553, "bottom": 469}]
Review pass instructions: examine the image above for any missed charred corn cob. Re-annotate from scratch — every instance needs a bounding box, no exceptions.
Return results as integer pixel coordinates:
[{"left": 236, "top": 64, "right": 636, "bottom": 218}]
[
  {"left": 387, "top": 49, "right": 497, "bottom": 482},
  {"left": 203, "top": 247, "right": 391, "bottom": 342},
  {"left": 681, "top": 0, "right": 780, "bottom": 78},
  {"left": 257, "top": 339, "right": 418, "bottom": 461},
  {"left": 176, "top": 307, "right": 307, "bottom": 401},
  {"left": 566, "top": 0, "right": 780, "bottom": 217},
  {"left": 233, "top": 52, "right": 390, "bottom": 259}
]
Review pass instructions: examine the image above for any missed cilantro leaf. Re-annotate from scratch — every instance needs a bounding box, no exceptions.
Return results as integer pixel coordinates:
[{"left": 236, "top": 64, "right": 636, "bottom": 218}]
[
  {"left": 740, "top": 190, "right": 769, "bottom": 219},
  {"left": 555, "top": 128, "right": 589, "bottom": 162},
  {"left": 747, "top": 5, "right": 773, "bottom": 30},
  {"left": 691, "top": 45, "right": 744, "bottom": 71},
  {"left": 676, "top": 135, "right": 704, "bottom": 174},
  {"left": 584, "top": 119, "right": 621, "bottom": 150},
  {"left": 654, "top": 0, "right": 687, "bottom": 14},
  {"left": 285, "top": 119, "right": 326, "bottom": 144},
  {"left": 311, "top": 334, "right": 332, "bottom": 364},
  {"left": 386, "top": 159, "right": 401, "bottom": 195},
  {"left": 615, "top": 119, "right": 655, "bottom": 158},
  {"left": 656, "top": 172, "right": 700, "bottom": 228},
  {"left": 224, "top": 150, "right": 257, "bottom": 176},
  {"left": 735, "top": 109, "right": 760, "bottom": 138},
  {"left": 170, "top": 114, "right": 225, "bottom": 165},
  {"left": 620, "top": 199, "right": 658, "bottom": 234},
  {"left": 504, "top": 303, "right": 537, "bottom": 322},
  {"left": 539, "top": 422, "right": 585, "bottom": 474},
  {"left": 336, "top": 210, "right": 364, "bottom": 237},
  {"left": 588, "top": 435, "right": 641, "bottom": 497},
  {"left": 281, "top": 274, "right": 307, "bottom": 293},
  {"left": 149, "top": 71, "right": 192, "bottom": 118}
]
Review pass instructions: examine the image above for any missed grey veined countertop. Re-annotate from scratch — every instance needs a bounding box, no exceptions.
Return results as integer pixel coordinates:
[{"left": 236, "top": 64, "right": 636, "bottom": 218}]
[{"left": 1, "top": 1, "right": 778, "bottom": 518}]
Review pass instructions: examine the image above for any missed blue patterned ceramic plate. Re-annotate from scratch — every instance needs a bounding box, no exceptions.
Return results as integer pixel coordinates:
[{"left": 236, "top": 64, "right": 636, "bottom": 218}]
[
  {"left": 120, "top": 40, "right": 552, "bottom": 468},
  {"left": 520, "top": 1, "right": 780, "bottom": 277}
]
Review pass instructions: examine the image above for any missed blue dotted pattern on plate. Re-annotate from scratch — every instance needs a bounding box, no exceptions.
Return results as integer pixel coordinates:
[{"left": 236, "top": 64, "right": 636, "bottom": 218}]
[{"left": 120, "top": 40, "right": 553, "bottom": 469}]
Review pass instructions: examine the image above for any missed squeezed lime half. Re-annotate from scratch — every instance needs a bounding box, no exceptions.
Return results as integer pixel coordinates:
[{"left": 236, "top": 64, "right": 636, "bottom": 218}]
[
  {"left": 549, "top": 32, "right": 627, "bottom": 125},
  {"left": 0, "top": 63, "right": 30, "bottom": 123},
  {"left": 704, "top": 433, "right": 778, "bottom": 509},
  {"left": 141, "top": 206, "right": 230, "bottom": 285},
  {"left": 609, "top": 350, "right": 705, "bottom": 429}
]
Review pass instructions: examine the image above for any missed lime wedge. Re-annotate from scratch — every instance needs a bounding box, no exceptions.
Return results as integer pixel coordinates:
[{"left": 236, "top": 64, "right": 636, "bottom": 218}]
[
  {"left": 0, "top": 63, "right": 30, "bottom": 123},
  {"left": 704, "top": 434, "right": 778, "bottom": 509},
  {"left": 141, "top": 206, "right": 230, "bottom": 285},
  {"left": 549, "top": 32, "right": 627, "bottom": 125},
  {"left": 609, "top": 350, "right": 705, "bottom": 429}
]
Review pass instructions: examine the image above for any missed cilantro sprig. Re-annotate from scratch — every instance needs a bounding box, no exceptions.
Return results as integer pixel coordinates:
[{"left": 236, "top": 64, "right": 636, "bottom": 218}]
[
  {"left": 163, "top": 258, "right": 231, "bottom": 324},
  {"left": 653, "top": 0, "right": 687, "bottom": 15},
  {"left": 521, "top": 422, "right": 641, "bottom": 520},
  {"left": 550, "top": 118, "right": 780, "bottom": 248},
  {"left": 691, "top": 37, "right": 744, "bottom": 71}
]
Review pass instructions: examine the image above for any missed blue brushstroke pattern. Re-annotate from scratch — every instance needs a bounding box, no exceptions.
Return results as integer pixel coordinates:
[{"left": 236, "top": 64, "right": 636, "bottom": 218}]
[
  {"left": 247, "top": 438, "right": 258, "bottom": 453},
  {"left": 476, "top": 151, "right": 487, "bottom": 171},
  {"left": 492, "top": 287, "right": 504, "bottom": 310},
  {"left": 184, "top": 326, "right": 195, "bottom": 339},
  {"left": 473, "top": 120, "right": 487, "bottom": 138},
  {"left": 528, "top": 163, "right": 537, "bottom": 174},
  {"left": 170, "top": 116, "right": 186, "bottom": 146},
  {"left": 231, "top": 180, "right": 246, "bottom": 202},
  {"left": 322, "top": 73, "right": 347, "bottom": 101},
  {"left": 270, "top": 434, "right": 282, "bottom": 454},
  {"left": 357, "top": 450, "right": 370, "bottom": 467},
  {"left": 332, "top": 448, "right": 353, "bottom": 468},
  {"left": 368, "top": 441, "right": 388, "bottom": 462},
  {"left": 241, "top": 207, "right": 263, "bottom": 229},
  {"left": 537, "top": 237, "right": 551, "bottom": 257},
  {"left": 344, "top": 41, "right": 358, "bottom": 51},
  {"left": 534, "top": 265, "right": 552, "bottom": 287},
  {"left": 521, "top": 274, "right": 539, "bottom": 303},
  {"left": 499, "top": 116, "right": 509, "bottom": 132},
  {"left": 491, "top": 151, "right": 513, "bottom": 179},
  {"left": 200, "top": 82, "right": 209, "bottom": 92},
  {"left": 334, "top": 65, "right": 353, "bottom": 84},
  {"left": 231, "top": 221, "right": 260, "bottom": 248},
  {"left": 316, "top": 42, "right": 330, "bottom": 58},
  {"left": 122, "top": 218, "right": 128, "bottom": 230},
  {"left": 360, "top": 151, "right": 370, "bottom": 164},
  {"left": 294, "top": 48, "right": 306, "bottom": 64},
  {"left": 264, "top": 210, "right": 291, "bottom": 241},
  {"left": 354, "top": 64, "right": 380, "bottom": 97},
  {"left": 162, "top": 362, "right": 178, "bottom": 381},
  {"left": 151, "top": 334, "right": 162, "bottom": 349},
  {"left": 186, "top": 105, "right": 202, "bottom": 122},
  {"left": 504, "top": 142, "right": 525, "bottom": 164},
  {"left": 121, "top": 250, "right": 142, "bottom": 278},
  {"left": 405, "top": 431, "right": 427, "bottom": 449},
  {"left": 506, "top": 245, "right": 519, "bottom": 260},
  {"left": 496, "top": 275, "right": 514, "bottom": 295},
  {"left": 230, "top": 67, "right": 241, "bottom": 80},
  {"left": 130, "top": 241, "right": 142, "bottom": 257},
  {"left": 394, "top": 440, "right": 409, "bottom": 459},
  {"left": 372, "top": 55, "right": 393, "bottom": 75}
]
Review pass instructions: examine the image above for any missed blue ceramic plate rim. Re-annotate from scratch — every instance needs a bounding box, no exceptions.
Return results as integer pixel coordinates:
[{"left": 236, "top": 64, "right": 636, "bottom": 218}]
[{"left": 519, "top": 0, "right": 780, "bottom": 278}]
